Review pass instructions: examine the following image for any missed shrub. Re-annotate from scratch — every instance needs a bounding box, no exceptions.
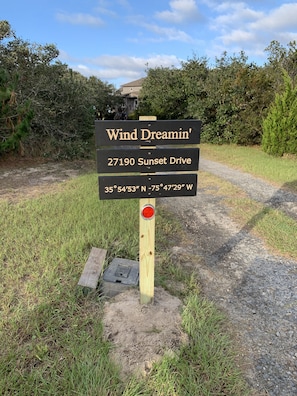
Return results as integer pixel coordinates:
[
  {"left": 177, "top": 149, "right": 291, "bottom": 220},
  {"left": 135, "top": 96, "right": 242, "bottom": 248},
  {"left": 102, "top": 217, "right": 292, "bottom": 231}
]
[{"left": 262, "top": 71, "right": 297, "bottom": 156}]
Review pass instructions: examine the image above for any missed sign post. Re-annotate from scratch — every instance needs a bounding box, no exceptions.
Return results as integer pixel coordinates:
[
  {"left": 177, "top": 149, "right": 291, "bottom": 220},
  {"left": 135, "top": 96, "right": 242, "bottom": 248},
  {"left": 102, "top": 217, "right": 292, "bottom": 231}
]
[
  {"left": 139, "top": 197, "right": 155, "bottom": 303},
  {"left": 95, "top": 117, "right": 201, "bottom": 304},
  {"left": 138, "top": 115, "right": 156, "bottom": 304}
]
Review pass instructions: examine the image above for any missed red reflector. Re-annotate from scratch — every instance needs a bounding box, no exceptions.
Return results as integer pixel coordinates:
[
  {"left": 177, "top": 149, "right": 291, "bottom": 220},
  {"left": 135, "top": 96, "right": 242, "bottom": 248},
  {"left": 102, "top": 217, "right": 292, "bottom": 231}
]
[{"left": 141, "top": 204, "right": 155, "bottom": 219}]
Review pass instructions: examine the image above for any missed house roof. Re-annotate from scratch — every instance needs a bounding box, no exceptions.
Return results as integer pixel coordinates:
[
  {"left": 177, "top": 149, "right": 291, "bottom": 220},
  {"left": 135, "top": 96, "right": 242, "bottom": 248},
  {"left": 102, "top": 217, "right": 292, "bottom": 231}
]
[{"left": 121, "top": 77, "right": 146, "bottom": 88}]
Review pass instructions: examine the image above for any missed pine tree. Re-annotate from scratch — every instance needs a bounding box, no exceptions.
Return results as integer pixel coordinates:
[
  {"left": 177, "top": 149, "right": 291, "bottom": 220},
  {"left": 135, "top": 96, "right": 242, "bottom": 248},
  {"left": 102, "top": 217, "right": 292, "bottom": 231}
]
[{"left": 262, "top": 70, "right": 297, "bottom": 156}]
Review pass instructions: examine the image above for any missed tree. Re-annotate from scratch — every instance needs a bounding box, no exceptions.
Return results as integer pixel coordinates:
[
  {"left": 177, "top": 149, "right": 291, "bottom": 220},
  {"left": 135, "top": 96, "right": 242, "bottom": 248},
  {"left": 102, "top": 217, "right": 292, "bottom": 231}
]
[
  {"left": 199, "top": 52, "right": 274, "bottom": 145},
  {"left": 262, "top": 71, "right": 297, "bottom": 156},
  {"left": 0, "top": 20, "right": 122, "bottom": 158},
  {"left": 180, "top": 56, "right": 208, "bottom": 119},
  {"left": 265, "top": 40, "right": 297, "bottom": 90},
  {"left": 138, "top": 51, "right": 275, "bottom": 145},
  {"left": 85, "top": 76, "right": 123, "bottom": 120},
  {"left": 0, "top": 22, "right": 34, "bottom": 154},
  {"left": 139, "top": 66, "right": 187, "bottom": 119}
]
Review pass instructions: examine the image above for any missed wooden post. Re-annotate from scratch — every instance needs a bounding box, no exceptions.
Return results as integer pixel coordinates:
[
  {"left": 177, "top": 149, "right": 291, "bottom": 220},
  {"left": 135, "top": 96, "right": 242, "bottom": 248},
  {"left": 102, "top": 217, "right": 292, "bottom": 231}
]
[{"left": 139, "top": 116, "right": 156, "bottom": 304}]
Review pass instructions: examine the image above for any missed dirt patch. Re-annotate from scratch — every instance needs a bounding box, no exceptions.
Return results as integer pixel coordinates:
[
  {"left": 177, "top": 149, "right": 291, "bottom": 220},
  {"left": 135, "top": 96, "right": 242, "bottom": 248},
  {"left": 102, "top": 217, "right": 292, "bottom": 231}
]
[
  {"left": 103, "top": 287, "right": 188, "bottom": 378},
  {"left": 0, "top": 159, "right": 95, "bottom": 202}
]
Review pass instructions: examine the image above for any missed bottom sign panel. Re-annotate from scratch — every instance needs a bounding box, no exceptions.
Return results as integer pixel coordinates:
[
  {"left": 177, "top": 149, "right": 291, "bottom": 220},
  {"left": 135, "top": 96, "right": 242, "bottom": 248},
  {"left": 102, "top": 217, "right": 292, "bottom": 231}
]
[{"left": 99, "top": 173, "right": 197, "bottom": 200}]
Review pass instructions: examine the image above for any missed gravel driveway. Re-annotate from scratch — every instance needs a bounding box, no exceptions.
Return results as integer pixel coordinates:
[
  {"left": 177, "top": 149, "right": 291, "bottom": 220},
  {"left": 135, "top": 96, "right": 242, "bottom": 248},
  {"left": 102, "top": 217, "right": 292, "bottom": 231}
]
[{"left": 161, "top": 158, "right": 297, "bottom": 396}]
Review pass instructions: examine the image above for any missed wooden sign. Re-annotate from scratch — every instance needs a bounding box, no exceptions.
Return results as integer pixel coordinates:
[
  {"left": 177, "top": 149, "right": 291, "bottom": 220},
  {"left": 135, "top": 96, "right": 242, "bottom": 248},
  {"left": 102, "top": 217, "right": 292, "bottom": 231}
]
[
  {"left": 97, "top": 147, "right": 199, "bottom": 173},
  {"left": 95, "top": 116, "right": 201, "bottom": 304},
  {"left": 95, "top": 119, "right": 201, "bottom": 146},
  {"left": 99, "top": 173, "right": 197, "bottom": 200}
]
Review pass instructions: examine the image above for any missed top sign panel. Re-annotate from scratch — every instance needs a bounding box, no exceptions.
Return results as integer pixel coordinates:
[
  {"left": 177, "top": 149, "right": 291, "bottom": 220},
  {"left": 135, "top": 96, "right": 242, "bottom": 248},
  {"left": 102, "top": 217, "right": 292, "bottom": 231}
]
[{"left": 95, "top": 120, "right": 201, "bottom": 147}]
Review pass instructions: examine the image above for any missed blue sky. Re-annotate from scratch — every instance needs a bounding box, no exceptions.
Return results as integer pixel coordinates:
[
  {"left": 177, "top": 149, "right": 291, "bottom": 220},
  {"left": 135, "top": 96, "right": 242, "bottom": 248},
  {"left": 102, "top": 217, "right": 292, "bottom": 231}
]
[{"left": 2, "top": 1, "right": 297, "bottom": 87}]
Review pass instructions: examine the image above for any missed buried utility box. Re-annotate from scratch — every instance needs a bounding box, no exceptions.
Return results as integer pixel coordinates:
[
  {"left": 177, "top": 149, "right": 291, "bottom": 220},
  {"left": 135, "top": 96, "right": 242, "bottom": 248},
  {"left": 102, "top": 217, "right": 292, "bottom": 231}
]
[{"left": 102, "top": 258, "right": 139, "bottom": 297}]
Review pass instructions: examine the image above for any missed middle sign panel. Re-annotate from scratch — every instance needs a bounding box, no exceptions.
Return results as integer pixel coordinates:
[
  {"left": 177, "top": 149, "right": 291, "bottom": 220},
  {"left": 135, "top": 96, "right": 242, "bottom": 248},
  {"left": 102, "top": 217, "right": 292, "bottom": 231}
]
[{"left": 97, "top": 147, "right": 199, "bottom": 174}]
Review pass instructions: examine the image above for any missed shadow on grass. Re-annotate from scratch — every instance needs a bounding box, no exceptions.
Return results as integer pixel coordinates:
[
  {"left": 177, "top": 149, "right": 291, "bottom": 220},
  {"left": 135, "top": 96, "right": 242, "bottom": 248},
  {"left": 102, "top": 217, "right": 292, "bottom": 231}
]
[{"left": 210, "top": 179, "right": 297, "bottom": 264}]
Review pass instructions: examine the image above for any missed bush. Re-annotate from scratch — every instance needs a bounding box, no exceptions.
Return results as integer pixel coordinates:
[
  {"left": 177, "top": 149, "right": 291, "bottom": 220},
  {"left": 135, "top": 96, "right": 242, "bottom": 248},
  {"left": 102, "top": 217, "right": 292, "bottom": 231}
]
[{"left": 262, "top": 71, "right": 297, "bottom": 156}]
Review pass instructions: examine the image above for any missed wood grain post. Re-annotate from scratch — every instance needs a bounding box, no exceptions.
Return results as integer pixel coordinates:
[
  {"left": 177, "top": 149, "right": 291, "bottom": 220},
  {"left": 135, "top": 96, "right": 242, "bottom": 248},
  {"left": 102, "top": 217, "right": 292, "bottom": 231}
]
[{"left": 139, "top": 116, "right": 156, "bottom": 304}]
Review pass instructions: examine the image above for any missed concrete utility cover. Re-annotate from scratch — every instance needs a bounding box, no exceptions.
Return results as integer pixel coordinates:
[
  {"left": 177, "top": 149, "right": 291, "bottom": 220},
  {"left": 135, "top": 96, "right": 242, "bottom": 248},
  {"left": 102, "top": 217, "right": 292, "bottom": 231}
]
[{"left": 102, "top": 258, "right": 139, "bottom": 297}]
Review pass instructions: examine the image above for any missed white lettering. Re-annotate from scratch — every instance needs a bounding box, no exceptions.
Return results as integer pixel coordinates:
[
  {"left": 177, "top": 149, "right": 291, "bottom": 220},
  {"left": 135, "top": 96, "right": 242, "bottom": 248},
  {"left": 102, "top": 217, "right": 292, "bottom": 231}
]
[
  {"left": 138, "top": 157, "right": 168, "bottom": 166},
  {"left": 105, "top": 127, "right": 193, "bottom": 142},
  {"left": 140, "top": 127, "right": 192, "bottom": 141},
  {"left": 105, "top": 128, "right": 138, "bottom": 141},
  {"left": 169, "top": 156, "right": 192, "bottom": 165},
  {"left": 106, "top": 128, "right": 121, "bottom": 140}
]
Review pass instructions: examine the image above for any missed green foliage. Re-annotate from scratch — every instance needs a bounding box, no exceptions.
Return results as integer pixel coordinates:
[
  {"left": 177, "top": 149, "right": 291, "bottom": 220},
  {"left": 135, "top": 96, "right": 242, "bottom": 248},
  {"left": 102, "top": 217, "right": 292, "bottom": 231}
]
[
  {"left": 139, "top": 51, "right": 275, "bottom": 145},
  {"left": 265, "top": 40, "right": 297, "bottom": 89},
  {"left": 0, "top": 21, "right": 121, "bottom": 159},
  {"left": 262, "top": 71, "right": 297, "bottom": 156},
  {"left": 1, "top": 102, "right": 33, "bottom": 153},
  {"left": 2, "top": 20, "right": 297, "bottom": 155},
  {"left": 0, "top": 67, "right": 33, "bottom": 154},
  {"left": 180, "top": 56, "right": 209, "bottom": 118},
  {"left": 139, "top": 66, "right": 187, "bottom": 119},
  {"left": 189, "top": 52, "right": 274, "bottom": 145},
  {"left": 139, "top": 57, "right": 209, "bottom": 121}
]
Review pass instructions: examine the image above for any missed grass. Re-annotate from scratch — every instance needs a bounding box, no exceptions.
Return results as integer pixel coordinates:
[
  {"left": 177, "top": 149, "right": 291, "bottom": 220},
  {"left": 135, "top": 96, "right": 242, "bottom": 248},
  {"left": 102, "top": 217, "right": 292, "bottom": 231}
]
[
  {"left": 0, "top": 174, "right": 139, "bottom": 395},
  {"left": 201, "top": 143, "right": 297, "bottom": 192},
  {"left": 199, "top": 144, "right": 297, "bottom": 260},
  {"left": 123, "top": 294, "right": 247, "bottom": 396},
  {"left": 226, "top": 196, "right": 297, "bottom": 259},
  {"left": 199, "top": 170, "right": 297, "bottom": 260},
  {"left": 0, "top": 172, "right": 249, "bottom": 395}
]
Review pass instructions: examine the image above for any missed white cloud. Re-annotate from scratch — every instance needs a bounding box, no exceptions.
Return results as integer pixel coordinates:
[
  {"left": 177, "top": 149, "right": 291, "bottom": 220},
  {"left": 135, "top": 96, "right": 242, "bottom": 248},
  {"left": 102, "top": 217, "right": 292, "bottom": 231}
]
[
  {"left": 56, "top": 12, "right": 104, "bottom": 26},
  {"left": 89, "top": 54, "right": 181, "bottom": 71},
  {"left": 219, "top": 29, "right": 256, "bottom": 45},
  {"left": 209, "top": 2, "right": 262, "bottom": 31},
  {"left": 76, "top": 64, "right": 89, "bottom": 71},
  {"left": 205, "top": 1, "right": 297, "bottom": 62},
  {"left": 62, "top": 53, "right": 182, "bottom": 86},
  {"left": 142, "top": 54, "right": 182, "bottom": 69},
  {"left": 95, "top": 0, "right": 131, "bottom": 17},
  {"left": 250, "top": 3, "right": 297, "bottom": 31},
  {"left": 156, "top": 0, "right": 202, "bottom": 24},
  {"left": 75, "top": 64, "right": 135, "bottom": 80},
  {"left": 116, "top": 0, "right": 131, "bottom": 9},
  {"left": 144, "top": 23, "right": 194, "bottom": 42}
]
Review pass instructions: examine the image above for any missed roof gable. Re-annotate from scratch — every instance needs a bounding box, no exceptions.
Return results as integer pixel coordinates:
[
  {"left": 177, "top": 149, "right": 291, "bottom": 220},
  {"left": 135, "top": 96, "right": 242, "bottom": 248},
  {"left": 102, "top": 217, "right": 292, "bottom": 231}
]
[{"left": 121, "top": 77, "right": 146, "bottom": 88}]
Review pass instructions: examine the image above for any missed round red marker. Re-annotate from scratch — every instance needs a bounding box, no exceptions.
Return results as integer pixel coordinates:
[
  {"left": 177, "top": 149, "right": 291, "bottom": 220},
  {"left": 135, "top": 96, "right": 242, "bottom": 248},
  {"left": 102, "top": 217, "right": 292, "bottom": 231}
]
[{"left": 141, "top": 204, "right": 155, "bottom": 219}]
